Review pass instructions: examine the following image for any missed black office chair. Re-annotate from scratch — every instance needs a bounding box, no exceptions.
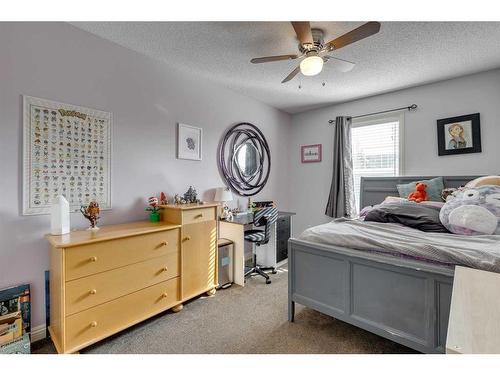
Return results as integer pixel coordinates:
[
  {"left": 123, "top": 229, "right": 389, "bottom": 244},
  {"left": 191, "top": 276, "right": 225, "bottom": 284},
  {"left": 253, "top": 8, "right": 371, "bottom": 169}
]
[{"left": 244, "top": 206, "right": 279, "bottom": 284}]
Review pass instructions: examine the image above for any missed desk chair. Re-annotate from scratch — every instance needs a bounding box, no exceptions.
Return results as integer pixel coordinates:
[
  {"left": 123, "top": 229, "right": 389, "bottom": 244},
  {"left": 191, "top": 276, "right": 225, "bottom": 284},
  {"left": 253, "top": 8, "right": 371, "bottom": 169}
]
[{"left": 244, "top": 206, "right": 278, "bottom": 284}]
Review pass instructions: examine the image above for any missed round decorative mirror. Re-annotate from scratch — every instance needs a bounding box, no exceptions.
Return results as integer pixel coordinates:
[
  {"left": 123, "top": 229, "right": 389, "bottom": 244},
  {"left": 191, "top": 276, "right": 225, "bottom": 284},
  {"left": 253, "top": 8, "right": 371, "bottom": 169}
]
[
  {"left": 234, "top": 142, "right": 260, "bottom": 179},
  {"left": 218, "top": 123, "right": 270, "bottom": 196}
]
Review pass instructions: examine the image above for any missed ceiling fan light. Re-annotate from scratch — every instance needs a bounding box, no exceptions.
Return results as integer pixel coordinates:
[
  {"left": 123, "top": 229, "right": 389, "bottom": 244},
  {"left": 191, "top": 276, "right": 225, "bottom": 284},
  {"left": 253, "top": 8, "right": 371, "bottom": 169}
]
[{"left": 300, "top": 55, "right": 323, "bottom": 76}]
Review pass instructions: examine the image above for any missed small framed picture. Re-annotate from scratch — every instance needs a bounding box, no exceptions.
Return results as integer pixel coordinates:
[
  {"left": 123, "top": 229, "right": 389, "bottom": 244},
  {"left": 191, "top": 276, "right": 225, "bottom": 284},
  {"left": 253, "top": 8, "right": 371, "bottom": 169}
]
[
  {"left": 301, "top": 144, "right": 322, "bottom": 163},
  {"left": 178, "top": 123, "right": 202, "bottom": 161},
  {"left": 437, "top": 113, "right": 481, "bottom": 156}
]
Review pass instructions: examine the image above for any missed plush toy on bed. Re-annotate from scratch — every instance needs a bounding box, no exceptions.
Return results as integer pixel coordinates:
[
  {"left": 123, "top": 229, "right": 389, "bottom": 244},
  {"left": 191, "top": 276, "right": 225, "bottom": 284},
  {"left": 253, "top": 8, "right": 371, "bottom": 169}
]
[
  {"left": 407, "top": 182, "right": 428, "bottom": 203},
  {"left": 439, "top": 184, "right": 500, "bottom": 235}
]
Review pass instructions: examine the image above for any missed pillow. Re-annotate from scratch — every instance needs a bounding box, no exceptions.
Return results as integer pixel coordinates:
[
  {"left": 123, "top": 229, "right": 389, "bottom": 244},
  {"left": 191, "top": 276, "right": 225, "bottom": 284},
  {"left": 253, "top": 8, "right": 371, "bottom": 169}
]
[
  {"left": 359, "top": 197, "right": 445, "bottom": 219},
  {"left": 364, "top": 201, "right": 449, "bottom": 233},
  {"left": 379, "top": 196, "right": 444, "bottom": 209},
  {"left": 465, "top": 175, "right": 500, "bottom": 188},
  {"left": 397, "top": 177, "right": 444, "bottom": 202}
]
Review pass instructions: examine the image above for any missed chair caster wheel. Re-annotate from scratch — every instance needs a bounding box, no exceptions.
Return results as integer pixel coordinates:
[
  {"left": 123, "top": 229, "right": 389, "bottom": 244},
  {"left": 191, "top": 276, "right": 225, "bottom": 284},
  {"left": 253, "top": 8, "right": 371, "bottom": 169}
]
[
  {"left": 266, "top": 279, "right": 271, "bottom": 284},
  {"left": 271, "top": 270, "right": 277, "bottom": 274}
]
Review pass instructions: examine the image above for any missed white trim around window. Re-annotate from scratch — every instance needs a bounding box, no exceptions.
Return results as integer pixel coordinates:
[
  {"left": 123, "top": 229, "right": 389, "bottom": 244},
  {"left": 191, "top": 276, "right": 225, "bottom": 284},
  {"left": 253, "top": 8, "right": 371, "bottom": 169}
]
[{"left": 351, "top": 110, "right": 405, "bottom": 175}]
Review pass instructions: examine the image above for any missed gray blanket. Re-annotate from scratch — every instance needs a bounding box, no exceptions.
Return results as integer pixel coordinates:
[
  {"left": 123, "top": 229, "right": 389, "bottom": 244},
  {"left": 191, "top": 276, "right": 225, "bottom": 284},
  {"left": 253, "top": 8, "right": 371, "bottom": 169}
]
[{"left": 299, "top": 219, "right": 500, "bottom": 272}]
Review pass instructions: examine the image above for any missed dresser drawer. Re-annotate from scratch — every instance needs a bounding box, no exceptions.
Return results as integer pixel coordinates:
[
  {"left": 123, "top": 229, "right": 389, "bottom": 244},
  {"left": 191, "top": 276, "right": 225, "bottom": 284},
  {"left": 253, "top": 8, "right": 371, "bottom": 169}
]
[
  {"left": 182, "top": 207, "right": 215, "bottom": 225},
  {"left": 65, "top": 229, "right": 179, "bottom": 281},
  {"left": 65, "top": 253, "right": 179, "bottom": 316},
  {"left": 65, "top": 277, "right": 180, "bottom": 353}
]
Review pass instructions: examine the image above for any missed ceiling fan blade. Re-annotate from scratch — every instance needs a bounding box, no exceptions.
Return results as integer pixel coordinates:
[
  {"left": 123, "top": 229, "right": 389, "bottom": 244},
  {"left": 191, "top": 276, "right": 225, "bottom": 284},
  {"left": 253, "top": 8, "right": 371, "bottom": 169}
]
[
  {"left": 323, "top": 56, "right": 356, "bottom": 72},
  {"left": 291, "top": 22, "right": 313, "bottom": 47},
  {"left": 325, "top": 21, "right": 381, "bottom": 51},
  {"left": 250, "top": 54, "right": 298, "bottom": 64},
  {"left": 281, "top": 66, "right": 301, "bottom": 83}
]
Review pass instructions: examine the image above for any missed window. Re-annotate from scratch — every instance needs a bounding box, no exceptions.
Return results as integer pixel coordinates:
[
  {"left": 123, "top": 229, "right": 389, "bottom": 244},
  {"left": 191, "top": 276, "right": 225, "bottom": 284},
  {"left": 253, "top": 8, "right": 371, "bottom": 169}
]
[{"left": 351, "top": 112, "right": 404, "bottom": 209}]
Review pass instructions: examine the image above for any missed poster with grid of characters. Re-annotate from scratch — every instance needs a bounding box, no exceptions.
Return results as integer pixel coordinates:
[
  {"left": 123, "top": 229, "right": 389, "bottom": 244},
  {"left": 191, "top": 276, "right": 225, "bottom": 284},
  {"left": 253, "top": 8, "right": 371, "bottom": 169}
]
[{"left": 23, "top": 96, "right": 112, "bottom": 215}]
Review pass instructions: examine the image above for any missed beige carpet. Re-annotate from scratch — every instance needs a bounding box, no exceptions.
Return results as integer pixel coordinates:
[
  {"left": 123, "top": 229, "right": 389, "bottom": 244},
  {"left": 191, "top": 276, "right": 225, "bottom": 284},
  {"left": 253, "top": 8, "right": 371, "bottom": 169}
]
[{"left": 33, "top": 267, "right": 415, "bottom": 354}]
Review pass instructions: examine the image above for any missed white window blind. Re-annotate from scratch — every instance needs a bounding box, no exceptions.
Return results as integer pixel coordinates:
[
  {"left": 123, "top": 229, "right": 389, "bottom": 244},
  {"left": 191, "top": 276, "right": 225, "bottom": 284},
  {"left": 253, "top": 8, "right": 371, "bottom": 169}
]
[{"left": 352, "top": 116, "right": 402, "bottom": 209}]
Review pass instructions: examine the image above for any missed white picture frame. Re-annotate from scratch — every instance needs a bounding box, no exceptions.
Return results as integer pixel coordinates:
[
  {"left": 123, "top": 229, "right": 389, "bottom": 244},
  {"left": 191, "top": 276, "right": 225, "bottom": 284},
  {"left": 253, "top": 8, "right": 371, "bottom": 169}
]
[
  {"left": 23, "top": 95, "right": 112, "bottom": 215},
  {"left": 177, "top": 123, "right": 202, "bottom": 161}
]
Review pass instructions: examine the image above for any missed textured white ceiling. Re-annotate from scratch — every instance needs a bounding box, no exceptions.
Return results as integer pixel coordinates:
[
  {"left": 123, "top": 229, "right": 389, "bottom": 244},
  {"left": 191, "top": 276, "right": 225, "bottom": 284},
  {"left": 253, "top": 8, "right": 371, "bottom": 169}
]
[{"left": 71, "top": 22, "right": 500, "bottom": 114}]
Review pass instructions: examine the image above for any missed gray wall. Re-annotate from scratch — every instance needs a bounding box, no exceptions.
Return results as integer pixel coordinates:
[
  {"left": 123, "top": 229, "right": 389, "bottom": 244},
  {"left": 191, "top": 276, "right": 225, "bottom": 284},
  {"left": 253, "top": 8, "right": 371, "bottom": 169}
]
[
  {"left": 0, "top": 23, "right": 291, "bottom": 328},
  {"left": 289, "top": 69, "right": 500, "bottom": 235}
]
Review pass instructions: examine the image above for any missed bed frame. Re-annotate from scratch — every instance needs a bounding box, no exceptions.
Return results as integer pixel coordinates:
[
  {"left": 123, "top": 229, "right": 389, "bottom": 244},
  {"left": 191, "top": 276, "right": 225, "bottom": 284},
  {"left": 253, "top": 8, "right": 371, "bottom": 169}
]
[{"left": 288, "top": 176, "right": 479, "bottom": 354}]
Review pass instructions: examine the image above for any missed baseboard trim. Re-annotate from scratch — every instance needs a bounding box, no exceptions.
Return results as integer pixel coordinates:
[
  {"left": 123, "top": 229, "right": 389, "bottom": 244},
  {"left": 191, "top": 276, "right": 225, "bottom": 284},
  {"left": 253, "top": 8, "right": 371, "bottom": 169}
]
[{"left": 31, "top": 324, "right": 47, "bottom": 343}]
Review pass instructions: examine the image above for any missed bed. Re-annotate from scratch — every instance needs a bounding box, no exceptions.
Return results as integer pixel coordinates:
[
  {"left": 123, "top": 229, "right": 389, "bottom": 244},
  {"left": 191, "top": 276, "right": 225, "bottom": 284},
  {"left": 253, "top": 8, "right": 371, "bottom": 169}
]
[{"left": 288, "top": 175, "right": 486, "bottom": 354}]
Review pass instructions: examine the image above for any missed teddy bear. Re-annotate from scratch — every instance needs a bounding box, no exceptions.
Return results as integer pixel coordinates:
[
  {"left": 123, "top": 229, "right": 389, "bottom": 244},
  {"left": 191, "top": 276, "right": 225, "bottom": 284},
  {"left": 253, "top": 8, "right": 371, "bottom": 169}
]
[
  {"left": 407, "top": 182, "right": 428, "bottom": 203},
  {"left": 439, "top": 185, "right": 500, "bottom": 235}
]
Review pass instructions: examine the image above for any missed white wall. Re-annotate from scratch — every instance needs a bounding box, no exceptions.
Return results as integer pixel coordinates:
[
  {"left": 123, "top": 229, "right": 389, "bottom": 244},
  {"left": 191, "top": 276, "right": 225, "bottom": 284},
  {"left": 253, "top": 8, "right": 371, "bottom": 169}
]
[
  {"left": 289, "top": 69, "right": 500, "bottom": 235},
  {"left": 0, "top": 23, "right": 291, "bottom": 328}
]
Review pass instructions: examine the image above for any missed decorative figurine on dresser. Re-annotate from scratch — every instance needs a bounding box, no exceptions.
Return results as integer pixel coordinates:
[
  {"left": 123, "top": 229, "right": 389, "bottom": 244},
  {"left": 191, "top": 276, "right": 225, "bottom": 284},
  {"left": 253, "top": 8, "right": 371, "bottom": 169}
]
[
  {"left": 145, "top": 196, "right": 162, "bottom": 222},
  {"left": 173, "top": 186, "right": 203, "bottom": 205},
  {"left": 160, "top": 192, "right": 168, "bottom": 205},
  {"left": 80, "top": 200, "right": 100, "bottom": 231}
]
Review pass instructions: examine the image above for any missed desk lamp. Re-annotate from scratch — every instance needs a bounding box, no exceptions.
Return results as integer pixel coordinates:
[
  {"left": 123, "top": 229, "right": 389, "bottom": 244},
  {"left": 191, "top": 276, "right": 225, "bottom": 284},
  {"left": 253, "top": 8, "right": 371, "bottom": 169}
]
[{"left": 214, "top": 187, "right": 233, "bottom": 219}]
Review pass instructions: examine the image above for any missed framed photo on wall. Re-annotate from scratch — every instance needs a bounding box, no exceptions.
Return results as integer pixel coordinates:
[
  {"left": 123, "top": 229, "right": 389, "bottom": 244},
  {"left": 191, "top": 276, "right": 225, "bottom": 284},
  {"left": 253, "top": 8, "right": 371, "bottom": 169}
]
[
  {"left": 437, "top": 113, "right": 481, "bottom": 156},
  {"left": 301, "top": 144, "right": 322, "bottom": 163},
  {"left": 178, "top": 123, "right": 202, "bottom": 161}
]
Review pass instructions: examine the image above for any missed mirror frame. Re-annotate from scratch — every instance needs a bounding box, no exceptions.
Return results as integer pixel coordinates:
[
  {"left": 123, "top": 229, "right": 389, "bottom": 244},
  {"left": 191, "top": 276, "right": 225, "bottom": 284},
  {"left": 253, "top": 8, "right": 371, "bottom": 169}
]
[{"left": 218, "top": 123, "right": 271, "bottom": 197}]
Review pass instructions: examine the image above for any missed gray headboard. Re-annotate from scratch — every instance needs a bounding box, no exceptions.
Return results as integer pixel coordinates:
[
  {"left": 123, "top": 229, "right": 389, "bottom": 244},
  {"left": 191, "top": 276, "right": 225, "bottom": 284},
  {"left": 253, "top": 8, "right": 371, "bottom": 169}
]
[{"left": 359, "top": 175, "right": 481, "bottom": 208}]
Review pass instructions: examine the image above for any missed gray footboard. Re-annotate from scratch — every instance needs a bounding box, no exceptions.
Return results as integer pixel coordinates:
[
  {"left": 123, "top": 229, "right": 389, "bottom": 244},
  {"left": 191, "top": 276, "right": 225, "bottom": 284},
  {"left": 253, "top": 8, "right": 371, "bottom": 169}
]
[{"left": 288, "top": 238, "right": 455, "bottom": 354}]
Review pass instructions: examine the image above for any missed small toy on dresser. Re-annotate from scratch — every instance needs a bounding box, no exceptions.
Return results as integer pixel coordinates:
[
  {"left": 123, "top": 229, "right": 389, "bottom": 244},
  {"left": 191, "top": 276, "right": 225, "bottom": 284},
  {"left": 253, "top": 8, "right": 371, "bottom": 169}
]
[
  {"left": 408, "top": 182, "right": 428, "bottom": 203},
  {"left": 160, "top": 192, "right": 168, "bottom": 205},
  {"left": 80, "top": 200, "right": 100, "bottom": 231},
  {"left": 146, "top": 196, "right": 163, "bottom": 222},
  {"left": 183, "top": 186, "right": 202, "bottom": 203},
  {"left": 173, "top": 186, "right": 203, "bottom": 204}
]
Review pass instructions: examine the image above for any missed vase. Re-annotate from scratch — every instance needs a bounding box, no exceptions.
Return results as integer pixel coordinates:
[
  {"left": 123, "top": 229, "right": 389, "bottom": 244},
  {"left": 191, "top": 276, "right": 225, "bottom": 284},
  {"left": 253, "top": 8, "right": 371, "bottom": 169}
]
[{"left": 149, "top": 211, "right": 160, "bottom": 223}]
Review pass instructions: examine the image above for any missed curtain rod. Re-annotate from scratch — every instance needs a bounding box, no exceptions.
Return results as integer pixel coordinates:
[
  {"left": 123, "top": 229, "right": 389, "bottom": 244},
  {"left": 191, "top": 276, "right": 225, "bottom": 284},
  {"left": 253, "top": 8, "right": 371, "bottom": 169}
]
[{"left": 328, "top": 104, "right": 418, "bottom": 124}]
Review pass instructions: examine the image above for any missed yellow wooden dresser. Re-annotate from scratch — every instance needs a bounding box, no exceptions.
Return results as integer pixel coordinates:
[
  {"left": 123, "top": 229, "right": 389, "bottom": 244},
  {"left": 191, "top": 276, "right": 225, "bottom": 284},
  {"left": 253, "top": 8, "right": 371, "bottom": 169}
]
[
  {"left": 47, "top": 204, "right": 218, "bottom": 354},
  {"left": 161, "top": 203, "right": 219, "bottom": 301}
]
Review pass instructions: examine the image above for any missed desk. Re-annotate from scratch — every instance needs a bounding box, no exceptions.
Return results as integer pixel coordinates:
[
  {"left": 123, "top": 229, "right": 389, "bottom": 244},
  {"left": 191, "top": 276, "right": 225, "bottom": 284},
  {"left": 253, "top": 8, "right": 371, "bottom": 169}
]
[
  {"left": 219, "top": 211, "right": 295, "bottom": 286},
  {"left": 446, "top": 266, "right": 500, "bottom": 354}
]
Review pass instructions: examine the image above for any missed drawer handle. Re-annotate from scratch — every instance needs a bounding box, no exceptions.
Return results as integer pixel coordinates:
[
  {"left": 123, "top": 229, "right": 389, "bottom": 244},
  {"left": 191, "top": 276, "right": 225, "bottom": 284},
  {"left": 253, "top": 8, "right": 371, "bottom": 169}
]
[
  {"left": 183, "top": 236, "right": 191, "bottom": 242},
  {"left": 195, "top": 213, "right": 203, "bottom": 219},
  {"left": 161, "top": 241, "right": 169, "bottom": 246},
  {"left": 162, "top": 266, "right": 168, "bottom": 272},
  {"left": 89, "top": 289, "right": 97, "bottom": 295},
  {"left": 162, "top": 292, "right": 168, "bottom": 298},
  {"left": 89, "top": 256, "right": 98, "bottom": 262},
  {"left": 90, "top": 321, "right": 98, "bottom": 328}
]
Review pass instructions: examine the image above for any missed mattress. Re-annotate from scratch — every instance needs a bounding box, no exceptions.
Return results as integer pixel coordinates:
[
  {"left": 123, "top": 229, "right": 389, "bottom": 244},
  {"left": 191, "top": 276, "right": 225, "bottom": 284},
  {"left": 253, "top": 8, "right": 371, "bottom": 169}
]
[{"left": 298, "top": 218, "right": 500, "bottom": 273}]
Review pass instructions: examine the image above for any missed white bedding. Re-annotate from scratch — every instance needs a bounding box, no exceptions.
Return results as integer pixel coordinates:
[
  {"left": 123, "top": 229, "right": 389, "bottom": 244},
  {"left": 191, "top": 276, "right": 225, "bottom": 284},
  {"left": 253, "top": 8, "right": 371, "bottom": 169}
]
[{"left": 299, "top": 218, "right": 500, "bottom": 272}]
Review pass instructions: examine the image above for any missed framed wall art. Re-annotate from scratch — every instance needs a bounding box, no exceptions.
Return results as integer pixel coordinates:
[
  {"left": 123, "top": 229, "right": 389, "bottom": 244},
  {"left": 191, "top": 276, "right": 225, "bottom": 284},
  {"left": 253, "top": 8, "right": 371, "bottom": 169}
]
[
  {"left": 23, "top": 95, "right": 112, "bottom": 215},
  {"left": 301, "top": 144, "right": 322, "bottom": 163},
  {"left": 178, "top": 123, "right": 202, "bottom": 161},
  {"left": 437, "top": 113, "right": 481, "bottom": 156}
]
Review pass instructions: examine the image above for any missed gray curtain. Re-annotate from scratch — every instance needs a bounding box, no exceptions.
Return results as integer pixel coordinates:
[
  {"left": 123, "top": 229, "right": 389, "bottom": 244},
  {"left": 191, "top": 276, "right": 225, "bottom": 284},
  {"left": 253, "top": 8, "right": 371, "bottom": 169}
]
[{"left": 325, "top": 116, "right": 357, "bottom": 218}]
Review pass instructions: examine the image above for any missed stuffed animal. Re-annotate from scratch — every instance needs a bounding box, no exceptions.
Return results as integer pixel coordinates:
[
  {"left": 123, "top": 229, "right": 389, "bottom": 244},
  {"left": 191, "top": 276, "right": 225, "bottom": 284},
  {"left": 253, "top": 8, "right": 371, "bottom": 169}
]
[
  {"left": 408, "top": 182, "right": 428, "bottom": 203},
  {"left": 439, "top": 185, "right": 500, "bottom": 235}
]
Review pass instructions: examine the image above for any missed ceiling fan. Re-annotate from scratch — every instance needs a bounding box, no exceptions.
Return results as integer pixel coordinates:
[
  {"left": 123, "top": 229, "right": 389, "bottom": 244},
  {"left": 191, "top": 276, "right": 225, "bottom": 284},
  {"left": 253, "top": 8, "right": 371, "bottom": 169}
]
[{"left": 250, "top": 22, "right": 381, "bottom": 83}]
